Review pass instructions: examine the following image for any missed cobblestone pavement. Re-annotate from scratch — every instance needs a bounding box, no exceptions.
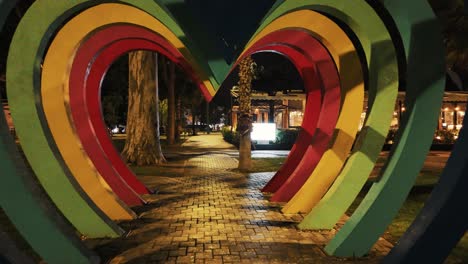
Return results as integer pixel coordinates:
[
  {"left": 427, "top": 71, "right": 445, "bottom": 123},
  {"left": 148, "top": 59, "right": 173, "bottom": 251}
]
[{"left": 86, "top": 134, "right": 393, "bottom": 263}]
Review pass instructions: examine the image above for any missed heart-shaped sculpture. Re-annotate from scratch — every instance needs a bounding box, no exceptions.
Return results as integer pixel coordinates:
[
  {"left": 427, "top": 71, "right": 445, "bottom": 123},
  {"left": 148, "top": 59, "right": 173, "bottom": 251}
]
[{"left": 1, "top": 0, "right": 465, "bottom": 263}]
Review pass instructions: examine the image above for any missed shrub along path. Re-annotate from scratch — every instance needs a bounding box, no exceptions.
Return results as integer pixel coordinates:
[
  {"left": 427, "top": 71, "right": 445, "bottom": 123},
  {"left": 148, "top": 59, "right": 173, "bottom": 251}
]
[{"left": 86, "top": 133, "right": 392, "bottom": 263}]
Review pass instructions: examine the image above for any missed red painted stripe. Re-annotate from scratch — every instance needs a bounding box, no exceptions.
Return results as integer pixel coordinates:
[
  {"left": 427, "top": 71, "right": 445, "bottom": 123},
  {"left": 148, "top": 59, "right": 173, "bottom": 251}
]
[
  {"left": 69, "top": 25, "right": 206, "bottom": 202},
  {"left": 86, "top": 36, "right": 207, "bottom": 196},
  {"left": 70, "top": 39, "right": 163, "bottom": 205},
  {"left": 253, "top": 44, "right": 322, "bottom": 193},
  {"left": 241, "top": 30, "right": 340, "bottom": 199},
  {"left": 269, "top": 32, "right": 340, "bottom": 202}
]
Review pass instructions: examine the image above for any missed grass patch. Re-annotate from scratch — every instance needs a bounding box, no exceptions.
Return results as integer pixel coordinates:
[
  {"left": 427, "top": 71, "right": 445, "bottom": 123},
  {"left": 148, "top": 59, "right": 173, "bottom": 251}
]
[
  {"left": 347, "top": 188, "right": 467, "bottom": 263},
  {"left": 111, "top": 135, "right": 187, "bottom": 153},
  {"left": 450, "top": 235, "right": 468, "bottom": 264},
  {"left": 113, "top": 136, "right": 186, "bottom": 178},
  {"left": 250, "top": 157, "right": 286, "bottom": 173},
  {"left": 415, "top": 171, "right": 442, "bottom": 186}
]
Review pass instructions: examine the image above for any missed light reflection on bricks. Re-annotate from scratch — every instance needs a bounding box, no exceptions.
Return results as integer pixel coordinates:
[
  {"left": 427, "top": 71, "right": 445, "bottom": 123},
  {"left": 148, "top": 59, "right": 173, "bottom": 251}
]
[{"left": 85, "top": 135, "right": 392, "bottom": 263}]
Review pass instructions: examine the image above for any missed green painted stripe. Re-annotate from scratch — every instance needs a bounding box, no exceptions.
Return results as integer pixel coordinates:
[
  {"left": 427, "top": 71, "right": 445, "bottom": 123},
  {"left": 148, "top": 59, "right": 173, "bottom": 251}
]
[
  {"left": 0, "top": 132, "right": 99, "bottom": 263},
  {"left": 325, "top": 0, "right": 445, "bottom": 257},
  {"left": 6, "top": 0, "right": 124, "bottom": 238},
  {"left": 284, "top": 2, "right": 399, "bottom": 229},
  {"left": 0, "top": 1, "right": 99, "bottom": 262},
  {"left": 249, "top": 1, "right": 399, "bottom": 229},
  {"left": 6, "top": 0, "right": 220, "bottom": 238}
]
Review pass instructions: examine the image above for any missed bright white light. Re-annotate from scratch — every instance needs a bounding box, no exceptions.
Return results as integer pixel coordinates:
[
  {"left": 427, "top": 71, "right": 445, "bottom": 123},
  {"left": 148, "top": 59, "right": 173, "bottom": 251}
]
[{"left": 251, "top": 123, "right": 276, "bottom": 142}]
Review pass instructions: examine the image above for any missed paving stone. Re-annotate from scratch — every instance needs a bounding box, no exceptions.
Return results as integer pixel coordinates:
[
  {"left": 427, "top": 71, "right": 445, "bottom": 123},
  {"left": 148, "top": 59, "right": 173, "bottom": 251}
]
[
  {"left": 187, "top": 246, "right": 204, "bottom": 253},
  {"left": 176, "top": 255, "right": 195, "bottom": 263},
  {"left": 212, "top": 247, "right": 230, "bottom": 256},
  {"left": 222, "top": 255, "right": 241, "bottom": 262},
  {"left": 195, "top": 250, "right": 213, "bottom": 260},
  {"left": 86, "top": 134, "right": 393, "bottom": 263}
]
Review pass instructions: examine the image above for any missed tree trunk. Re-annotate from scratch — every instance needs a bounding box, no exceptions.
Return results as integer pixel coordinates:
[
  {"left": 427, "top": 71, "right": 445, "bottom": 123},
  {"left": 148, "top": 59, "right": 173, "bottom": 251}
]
[
  {"left": 206, "top": 101, "right": 210, "bottom": 134},
  {"left": 237, "top": 56, "right": 254, "bottom": 171},
  {"left": 191, "top": 104, "right": 197, "bottom": 136},
  {"left": 153, "top": 53, "right": 166, "bottom": 163},
  {"left": 167, "top": 60, "right": 176, "bottom": 144},
  {"left": 123, "top": 51, "right": 166, "bottom": 166},
  {"left": 175, "top": 96, "right": 182, "bottom": 141}
]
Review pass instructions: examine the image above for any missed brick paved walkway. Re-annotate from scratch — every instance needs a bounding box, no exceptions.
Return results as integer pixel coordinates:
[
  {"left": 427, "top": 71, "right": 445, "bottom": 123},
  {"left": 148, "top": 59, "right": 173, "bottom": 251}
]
[{"left": 87, "top": 134, "right": 392, "bottom": 263}]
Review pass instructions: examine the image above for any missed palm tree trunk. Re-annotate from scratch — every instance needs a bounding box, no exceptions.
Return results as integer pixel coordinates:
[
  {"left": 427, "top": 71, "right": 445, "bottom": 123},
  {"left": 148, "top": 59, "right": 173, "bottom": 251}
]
[{"left": 238, "top": 56, "right": 254, "bottom": 171}]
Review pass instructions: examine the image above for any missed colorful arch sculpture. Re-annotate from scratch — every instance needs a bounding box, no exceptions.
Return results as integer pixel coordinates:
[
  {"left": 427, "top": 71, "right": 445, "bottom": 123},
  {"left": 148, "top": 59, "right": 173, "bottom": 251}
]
[
  {"left": 0, "top": 1, "right": 100, "bottom": 263},
  {"left": 236, "top": 30, "right": 341, "bottom": 169},
  {"left": 1, "top": 0, "right": 465, "bottom": 263},
  {"left": 383, "top": 100, "right": 468, "bottom": 263},
  {"left": 6, "top": 1, "right": 217, "bottom": 238},
  {"left": 42, "top": 17, "right": 138, "bottom": 217},
  {"left": 69, "top": 24, "right": 207, "bottom": 201},
  {"left": 8, "top": 1, "right": 129, "bottom": 238},
  {"left": 322, "top": 0, "right": 446, "bottom": 257},
  {"left": 240, "top": 29, "right": 341, "bottom": 197},
  {"left": 278, "top": 0, "right": 398, "bottom": 216},
  {"left": 246, "top": 10, "right": 365, "bottom": 203}
]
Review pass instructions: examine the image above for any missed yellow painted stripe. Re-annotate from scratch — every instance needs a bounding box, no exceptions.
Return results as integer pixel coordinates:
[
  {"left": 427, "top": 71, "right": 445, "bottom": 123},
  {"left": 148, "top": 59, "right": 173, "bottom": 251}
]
[
  {"left": 243, "top": 10, "right": 364, "bottom": 212},
  {"left": 40, "top": 3, "right": 213, "bottom": 220}
]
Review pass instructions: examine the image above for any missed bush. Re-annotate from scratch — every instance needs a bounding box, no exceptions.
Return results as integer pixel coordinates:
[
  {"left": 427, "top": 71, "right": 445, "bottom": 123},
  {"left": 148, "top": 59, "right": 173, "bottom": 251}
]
[
  {"left": 275, "top": 128, "right": 300, "bottom": 147},
  {"left": 221, "top": 127, "right": 239, "bottom": 147},
  {"left": 433, "top": 129, "right": 458, "bottom": 144},
  {"left": 386, "top": 128, "right": 459, "bottom": 145}
]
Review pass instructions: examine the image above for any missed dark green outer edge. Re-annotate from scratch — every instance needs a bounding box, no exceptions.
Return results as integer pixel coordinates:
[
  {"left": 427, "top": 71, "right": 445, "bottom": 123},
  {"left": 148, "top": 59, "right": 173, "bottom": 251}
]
[
  {"left": 295, "top": 2, "right": 398, "bottom": 227},
  {"left": 7, "top": 0, "right": 219, "bottom": 239},
  {"left": 325, "top": 0, "right": 445, "bottom": 257},
  {"left": 7, "top": 0, "right": 126, "bottom": 238},
  {"left": 250, "top": 1, "right": 399, "bottom": 236},
  {"left": 0, "top": 0, "right": 100, "bottom": 262}
]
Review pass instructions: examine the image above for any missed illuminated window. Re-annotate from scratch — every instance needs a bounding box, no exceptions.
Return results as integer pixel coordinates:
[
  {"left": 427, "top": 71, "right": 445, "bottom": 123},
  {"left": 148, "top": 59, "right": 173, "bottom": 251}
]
[{"left": 289, "top": 111, "right": 304, "bottom": 127}]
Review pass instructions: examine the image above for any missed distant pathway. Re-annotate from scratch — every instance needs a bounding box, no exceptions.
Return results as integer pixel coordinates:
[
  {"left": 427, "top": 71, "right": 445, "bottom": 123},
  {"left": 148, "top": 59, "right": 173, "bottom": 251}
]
[{"left": 88, "top": 134, "right": 392, "bottom": 263}]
